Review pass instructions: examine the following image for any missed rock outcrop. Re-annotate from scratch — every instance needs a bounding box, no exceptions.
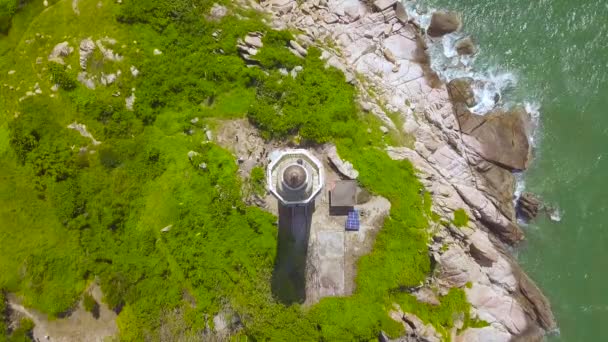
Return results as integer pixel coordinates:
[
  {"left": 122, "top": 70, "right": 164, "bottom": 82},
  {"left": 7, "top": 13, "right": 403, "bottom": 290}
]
[
  {"left": 517, "top": 192, "right": 543, "bottom": 220},
  {"left": 254, "top": 0, "right": 555, "bottom": 340},
  {"left": 427, "top": 11, "right": 461, "bottom": 37}
]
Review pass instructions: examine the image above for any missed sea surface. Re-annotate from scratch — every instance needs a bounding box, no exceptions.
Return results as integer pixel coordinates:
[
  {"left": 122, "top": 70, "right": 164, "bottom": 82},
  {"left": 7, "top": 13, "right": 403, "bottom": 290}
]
[{"left": 408, "top": 0, "right": 608, "bottom": 340}]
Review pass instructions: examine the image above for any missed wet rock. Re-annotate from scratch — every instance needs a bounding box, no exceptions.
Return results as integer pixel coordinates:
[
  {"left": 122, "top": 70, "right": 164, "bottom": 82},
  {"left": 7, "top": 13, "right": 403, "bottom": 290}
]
[
  {"left": 447, "top": 77, "right": 476, "bottom": 107},
  {"left": 455, "top": 37, "right": 476, "bottom": 55},
  {"left": 427, "top": 11, "right": 461, "bottom": 37},
  {"left": 517, "top": 192, "right": 542, "bottom": 221},
  {"left": 448, "top": 79, "right": 532, "bottom": 171}
]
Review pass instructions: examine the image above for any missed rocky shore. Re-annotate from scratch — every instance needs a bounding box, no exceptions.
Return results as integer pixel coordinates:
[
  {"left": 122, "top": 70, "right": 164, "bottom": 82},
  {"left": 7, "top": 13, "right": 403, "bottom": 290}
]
[{"left": 242, "top": 0, "right": 556, "bottom": 340}]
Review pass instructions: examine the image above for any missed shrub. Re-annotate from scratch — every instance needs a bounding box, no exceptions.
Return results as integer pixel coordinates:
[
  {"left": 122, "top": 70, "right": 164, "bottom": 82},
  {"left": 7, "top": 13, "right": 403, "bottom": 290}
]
[
  {"left": 0, "top": 0, "right": 17, "bottom": 34},
  {"left": 249, "top": 166, "right": 266, "bottom": 196},
  {"left": 48, "top": 63, "right": 77, "bottom": 91},
  {"left": 453, "top": 208, "right": 469, "bottom": 227}
]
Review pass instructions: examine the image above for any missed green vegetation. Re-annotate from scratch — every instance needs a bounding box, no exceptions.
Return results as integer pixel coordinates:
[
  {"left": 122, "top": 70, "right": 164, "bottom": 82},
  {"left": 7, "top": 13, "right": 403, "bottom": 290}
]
[
  {"left": 453, "top": 209, "right": 470, "bottom": 228},
  {"left": 0, "top": 291, "right": 6, "bottom": 339},
  {"left": 0, "top": 0, "right": 473, "bottom": 340},
  {"left": 249, "top": 166, "right": 266, "bottom": 197},
  {"left": 0, "top": 0, "right": 17, "bottom": 34},
  {"left": 83, "top": 292, "right": 97, "bottom": 313}
]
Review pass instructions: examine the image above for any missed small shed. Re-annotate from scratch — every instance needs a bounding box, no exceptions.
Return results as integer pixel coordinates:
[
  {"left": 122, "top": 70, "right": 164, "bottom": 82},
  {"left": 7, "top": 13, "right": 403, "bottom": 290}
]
[{"left": 330, "top": 180, "right": 357, "bottom": 209}]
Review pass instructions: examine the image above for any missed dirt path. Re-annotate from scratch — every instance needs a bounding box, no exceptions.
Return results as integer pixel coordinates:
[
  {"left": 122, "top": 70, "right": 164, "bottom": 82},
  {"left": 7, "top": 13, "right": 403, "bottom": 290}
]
[{"left": 8, "top": 284, "right": 117, "bottom": 342}]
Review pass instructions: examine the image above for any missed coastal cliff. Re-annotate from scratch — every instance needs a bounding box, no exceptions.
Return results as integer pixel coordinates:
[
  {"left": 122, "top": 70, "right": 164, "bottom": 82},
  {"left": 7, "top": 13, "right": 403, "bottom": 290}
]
[{"left": 249, "top": 0, "right": 556, "bottom": 339}]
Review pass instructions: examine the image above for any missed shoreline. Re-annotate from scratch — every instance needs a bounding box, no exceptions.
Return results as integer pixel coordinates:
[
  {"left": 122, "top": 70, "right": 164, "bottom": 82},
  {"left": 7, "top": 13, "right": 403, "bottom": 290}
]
[{"left": 255, "top": 0, "right": 556, "bottom": 339}]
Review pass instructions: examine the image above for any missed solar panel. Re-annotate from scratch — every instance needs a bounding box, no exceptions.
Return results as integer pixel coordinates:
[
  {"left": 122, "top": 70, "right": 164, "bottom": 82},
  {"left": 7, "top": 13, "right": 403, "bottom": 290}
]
[{"left": 345, "top": 210, "right": 360, "bottom": 231}]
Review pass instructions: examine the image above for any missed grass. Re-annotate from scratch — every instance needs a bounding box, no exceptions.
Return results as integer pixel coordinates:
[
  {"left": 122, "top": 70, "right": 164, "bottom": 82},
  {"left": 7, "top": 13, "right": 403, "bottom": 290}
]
[{"left": 0, "top": 0, "right": 474, "bottom": 340}]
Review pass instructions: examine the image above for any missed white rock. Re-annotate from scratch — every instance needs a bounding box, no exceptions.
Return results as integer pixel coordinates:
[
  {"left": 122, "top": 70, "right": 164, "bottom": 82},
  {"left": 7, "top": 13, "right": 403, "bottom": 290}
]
[
  {"left": 289, "top": 40, "right": 307, "bottom": 56},
  {"left": 383, "top": 34, "right": 417, "bottom": 61},
  {"left": 79, "top": 38, "right": 95, "bottom": 70},
  {"left": 244, "top": 35, "right": 263, "bottom": 48},
  {"left": 48, "top": 41, "right": 73, "bottom": 64},
  {"left": 67, "top": 122, "right": 101, "bottom": 145},
  {"left": 7, "top": 70, "right": 15, "bottom": 75},
  {"left": 466, "top": 284, "right": 528, "bottom": 334},
  {"left": 77, "top": 72, "right": 96, "bottom": 90},
  {"left": 325, "top": 144, "right": 358, "bottom": 179},
  {"left": 209, "top": 3, "right": 228, "bottom": 19},
  {"left": 125, "top": 92, "right": 136, "bottom": 111},
  {"left": 455, "top": 326, "right": 511, "bottom": 342},
  {"left": 130, "top": 65, "right": 139, "bottom": 77},
  {"left": 187, "top": 151, "right": 199, "bottom": 160},
  {"left": 153, "top": 48, "right": 162, "bottom": 55}
]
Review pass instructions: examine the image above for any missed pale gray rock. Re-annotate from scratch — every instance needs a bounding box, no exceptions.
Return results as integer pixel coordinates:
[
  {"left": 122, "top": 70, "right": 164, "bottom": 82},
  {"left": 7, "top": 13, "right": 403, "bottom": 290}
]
[
  {"left": 100, "top": 73, "right": 117, "bottom": 86},
  {"left": 373, "top": 0, "right": 396, "bottom": 12},
  {"left": 394, "top": 2, "right": 408, "bottom": 24},
  {"left": 79, "top": 38, "right": 95, "bottom": 70},
  {"left": 245, "top": 34, "right": 263, "bottom": 48},
  {"left": 325, "top": 144, "right": 359, "bottom": 179},
  {"left": 126, "top": 91, "right": 136, "bottom": 111},
  {"left": 383, "top": 34, "right": 417, "bottom": 61},
  {"left": 467, "top": 230, "right": 499, "bottom": 266},
  {"left": 67, "top": 122, "right": 101, "bottom": 145},
  {"left": 77, "top": 72, "right": 96, "bottom": 89},
  {"left": 412, "top": 288, "right": 440, "bottom": 306},
  {"left": 289, "top": 40, "right": 307, "bottom": 56},
  {"left": 455, "top": 184, "right": 524, "bottom": 244},
  {"left": 130, "top": 65, "right": 139, "bottom": 77},
  {"left": 96, "top": 39, "right": 123, "bottom": 61},
  {"left": 187, "top": 151, "right": 199, "bottom": 161},
  {"left": 48, "top": 41, "right": 73, "bottom": 64},
  {"left": 455, "top": 326, "right": 511, "bottom": 342},
  {"left": 436, "top": 245, "right": 486, "bottom": 288},
  {"left": 466, "top": 283, "right": 528, "bottom": 335},
  {"left": 209, "top": 3, "right": 228, "bottom": 20}
]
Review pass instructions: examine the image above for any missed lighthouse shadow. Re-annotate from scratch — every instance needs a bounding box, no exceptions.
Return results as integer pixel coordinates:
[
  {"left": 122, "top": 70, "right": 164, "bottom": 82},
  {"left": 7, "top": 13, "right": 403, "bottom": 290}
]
[{"left": 271, "top": 202, "right": 314, "bottom": 305}]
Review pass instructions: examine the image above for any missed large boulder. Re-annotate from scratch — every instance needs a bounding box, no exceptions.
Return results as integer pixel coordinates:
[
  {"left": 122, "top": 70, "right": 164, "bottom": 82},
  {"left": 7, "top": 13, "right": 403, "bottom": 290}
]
[
  {"left": 455, "top": 37, "right": 476, "bottom": 55},
  {"left": 448, "top": 79, "right": 532, "bottom": 171},
  {"left": 516, "top": 192, "right": 543, "bottom": 221},
  {"left": 427, "top": 11, "right": 461, "bottom": 37}
]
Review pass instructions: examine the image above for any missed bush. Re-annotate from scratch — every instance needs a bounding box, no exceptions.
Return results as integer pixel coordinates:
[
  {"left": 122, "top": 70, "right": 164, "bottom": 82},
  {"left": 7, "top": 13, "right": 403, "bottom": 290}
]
[
  {"left": 48, "top": 62, "right": 77, "bottom": 91},
  {"left": 453, "top": 208, "right": 469, "bottom": 227},
  {"left": 0, "top": 0, "right": 17, "bottom": 34}
]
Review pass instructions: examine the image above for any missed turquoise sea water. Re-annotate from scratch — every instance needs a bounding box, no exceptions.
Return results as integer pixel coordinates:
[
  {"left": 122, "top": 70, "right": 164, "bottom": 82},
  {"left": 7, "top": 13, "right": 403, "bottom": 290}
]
[{"left": 414, "top": 0, "right": 608, "bottom": 340}]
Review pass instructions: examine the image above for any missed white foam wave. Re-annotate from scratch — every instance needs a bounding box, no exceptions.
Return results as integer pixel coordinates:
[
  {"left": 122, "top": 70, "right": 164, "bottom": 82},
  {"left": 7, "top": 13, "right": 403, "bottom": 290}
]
[{"left": 403, "top": 1, "right": 524, "bottom": 117}]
